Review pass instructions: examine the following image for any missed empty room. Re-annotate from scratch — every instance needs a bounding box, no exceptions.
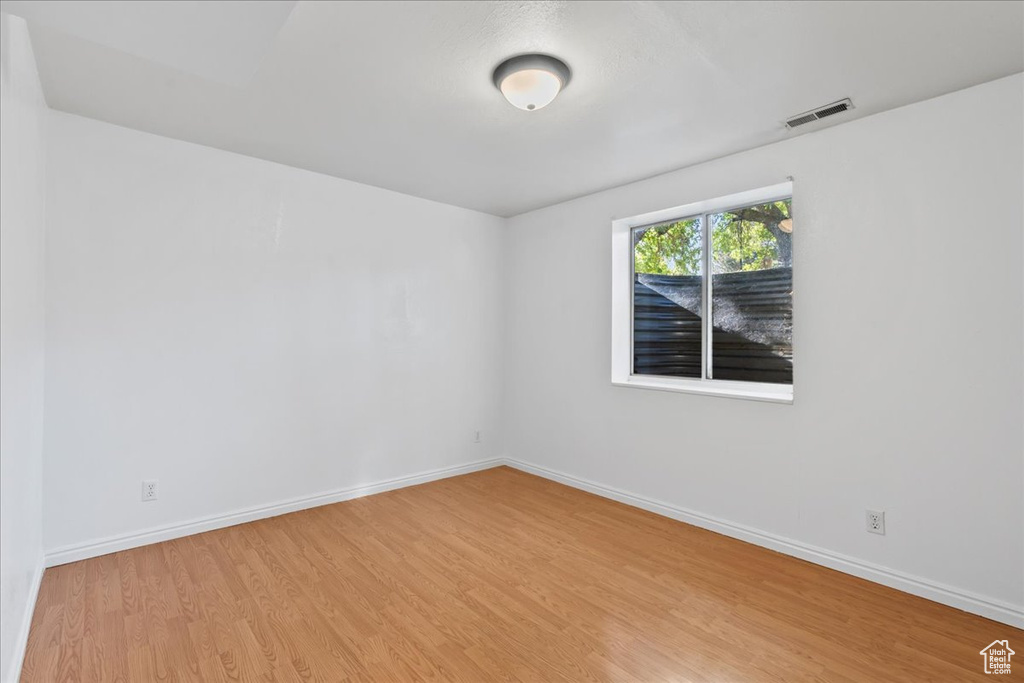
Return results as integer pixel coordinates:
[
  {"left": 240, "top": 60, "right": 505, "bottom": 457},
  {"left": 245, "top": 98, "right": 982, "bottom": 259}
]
[{"left": 1, "top": 1, "right": 1022, "bottom": 681}]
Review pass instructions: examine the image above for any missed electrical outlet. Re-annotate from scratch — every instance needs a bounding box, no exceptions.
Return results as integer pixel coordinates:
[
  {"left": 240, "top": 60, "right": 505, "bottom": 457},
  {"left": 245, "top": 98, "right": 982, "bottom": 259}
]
[
  {"left": 866, "top": 509, "right": 885, "bottom": 535},
  {"left": 142, "top": 480, "right": 158, "bottom": 502},
  {"left": 474, "top": 430, "right": 482, "bottom": 444}
]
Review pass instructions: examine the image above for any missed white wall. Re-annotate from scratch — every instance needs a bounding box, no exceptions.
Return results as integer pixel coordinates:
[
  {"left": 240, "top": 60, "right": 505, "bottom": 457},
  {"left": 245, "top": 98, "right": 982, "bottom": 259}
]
[
  {"left": 0, "top": 13, "right": 47, "bottom": 683},
  {"left": 43, "top": 112, "right": 505, "bottom": 555},
  {"left": 504, "top": 75, "right": 1024, "bottom": 622}
]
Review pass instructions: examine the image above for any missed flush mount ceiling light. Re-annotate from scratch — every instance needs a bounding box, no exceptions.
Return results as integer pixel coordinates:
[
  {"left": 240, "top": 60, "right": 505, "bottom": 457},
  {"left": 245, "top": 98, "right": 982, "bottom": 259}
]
[{"left": 492, "top": 54, "right": 571, "bottom": 111}]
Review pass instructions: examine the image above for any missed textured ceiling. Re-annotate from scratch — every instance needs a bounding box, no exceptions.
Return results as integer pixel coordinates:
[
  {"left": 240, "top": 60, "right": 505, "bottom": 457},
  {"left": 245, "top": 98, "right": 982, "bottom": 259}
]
[
  {"left": 1, "top": 0, "right": 296, "bottom": 86},
  {"left": 7, "top": 1, "right": 1024, "bottom": 216}
]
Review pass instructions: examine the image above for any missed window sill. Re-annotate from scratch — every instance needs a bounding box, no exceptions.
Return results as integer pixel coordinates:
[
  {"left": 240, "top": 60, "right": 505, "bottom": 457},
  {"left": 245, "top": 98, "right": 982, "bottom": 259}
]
[{"left": 612, "top": 375, "right": 793, "bottom": 404}]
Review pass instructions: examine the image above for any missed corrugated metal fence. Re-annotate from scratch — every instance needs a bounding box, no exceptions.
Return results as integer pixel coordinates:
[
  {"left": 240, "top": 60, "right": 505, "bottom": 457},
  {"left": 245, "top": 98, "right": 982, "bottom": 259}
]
[{"left": 633, "top": 268, "right": 793, "bottom": 384}]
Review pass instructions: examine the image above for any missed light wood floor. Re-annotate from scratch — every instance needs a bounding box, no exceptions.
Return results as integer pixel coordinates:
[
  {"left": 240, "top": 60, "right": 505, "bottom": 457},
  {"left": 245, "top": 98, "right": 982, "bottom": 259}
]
[{"left": 21, "top": 466, "right": 1021, "bottom": 682}]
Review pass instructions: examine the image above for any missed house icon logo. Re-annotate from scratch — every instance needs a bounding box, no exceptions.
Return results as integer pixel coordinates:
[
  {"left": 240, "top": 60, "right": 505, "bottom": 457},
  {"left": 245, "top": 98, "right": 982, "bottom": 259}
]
[{"left": 980, "top": 640, "right": 1014, "bottom": 674}]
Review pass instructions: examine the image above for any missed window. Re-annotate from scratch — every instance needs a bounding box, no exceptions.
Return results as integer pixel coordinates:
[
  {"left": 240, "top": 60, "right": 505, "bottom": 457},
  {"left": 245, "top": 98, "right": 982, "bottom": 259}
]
[{"left": 611, "top": 182, "right": 793, "bottom": 402}]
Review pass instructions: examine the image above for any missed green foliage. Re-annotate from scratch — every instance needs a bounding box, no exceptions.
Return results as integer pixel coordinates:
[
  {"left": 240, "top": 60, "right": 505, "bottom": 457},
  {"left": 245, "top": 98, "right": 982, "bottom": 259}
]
[
  {"left": 633, "top": 219, "right": 701, "bottom": 275},
  {"left": 713, "top": 199, "right": 791, "bottom": 272},
  {"left": 634, "top": 200, "right": 792, "bottom": 275},
  {"left": 712, "top": 215, "right": 777, "bottom": 272}
]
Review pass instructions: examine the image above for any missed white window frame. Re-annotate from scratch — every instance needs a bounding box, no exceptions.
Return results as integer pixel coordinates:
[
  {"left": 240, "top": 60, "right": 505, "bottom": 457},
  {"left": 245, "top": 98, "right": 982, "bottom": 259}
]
[{"left": 611, "top": 181, "right": 794, "bottom": 404}]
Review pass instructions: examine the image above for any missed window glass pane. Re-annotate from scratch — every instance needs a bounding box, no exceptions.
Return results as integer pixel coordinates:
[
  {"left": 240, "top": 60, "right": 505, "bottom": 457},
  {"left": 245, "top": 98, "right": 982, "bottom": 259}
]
[
  {"left": 632, "top": 216, "right": 703, "bottom": 378},
  {"left": 710, "top": 199, "right": 793, "bottom": 384}
]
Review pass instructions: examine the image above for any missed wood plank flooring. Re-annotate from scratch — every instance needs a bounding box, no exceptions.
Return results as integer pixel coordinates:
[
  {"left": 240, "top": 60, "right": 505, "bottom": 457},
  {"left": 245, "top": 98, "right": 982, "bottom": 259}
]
[{"left": 21, "top": 466, "right": 1022, "bottom": 681}]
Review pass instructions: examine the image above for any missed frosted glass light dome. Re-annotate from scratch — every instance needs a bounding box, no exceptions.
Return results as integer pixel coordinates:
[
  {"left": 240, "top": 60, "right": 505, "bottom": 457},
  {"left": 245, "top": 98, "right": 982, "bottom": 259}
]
[
  {"left": 499, "top": 69, "right": 562, "bottom": 111},
  {"left": 492, "top": 54, "right": 571, "bottom": 111}
]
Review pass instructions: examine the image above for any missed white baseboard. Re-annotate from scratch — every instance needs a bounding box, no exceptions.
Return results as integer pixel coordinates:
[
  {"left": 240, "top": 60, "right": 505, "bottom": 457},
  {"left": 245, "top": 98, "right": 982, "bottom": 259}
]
[
  {"left": 4, "top": 557, "right": 44, "bottom": 683},
  {"left": 503, "top": 457, "right": 1024, "bottom": 629},
  {"left": 41, "top": 455, "right": 1024, "bottom": 628},
  {"left": 44, "top": 458, "right": 504, "bottom": 567}
]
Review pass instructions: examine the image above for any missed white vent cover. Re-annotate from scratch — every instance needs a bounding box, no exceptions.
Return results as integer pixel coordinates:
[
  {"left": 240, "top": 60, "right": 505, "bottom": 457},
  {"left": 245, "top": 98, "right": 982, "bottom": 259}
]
[{"left": 786, "top": 98, "right": 854, "bottom": 128}]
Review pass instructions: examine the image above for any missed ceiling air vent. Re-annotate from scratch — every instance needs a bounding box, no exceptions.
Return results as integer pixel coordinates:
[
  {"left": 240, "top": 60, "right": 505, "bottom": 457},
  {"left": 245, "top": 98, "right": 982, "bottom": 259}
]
[{"left": 786, "top": 98, "right": 854, "bottom": 128}]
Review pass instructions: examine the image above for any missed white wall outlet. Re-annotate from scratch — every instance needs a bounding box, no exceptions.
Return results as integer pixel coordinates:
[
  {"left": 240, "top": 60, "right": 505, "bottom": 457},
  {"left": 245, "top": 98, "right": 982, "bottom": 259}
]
[
  {"left": 474, "top": 430, "right": 482, "bottom": 443},
  {"left": 142, "top": 479, "right": 159, "bottom": 501},
  {"left": 866, "top": 509, "right": 885, "bottom": 535}
]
